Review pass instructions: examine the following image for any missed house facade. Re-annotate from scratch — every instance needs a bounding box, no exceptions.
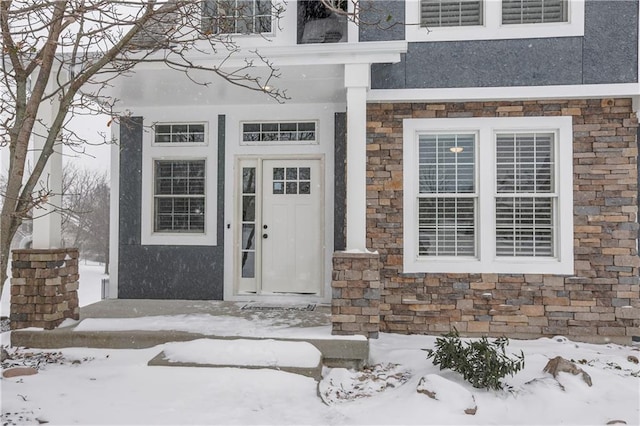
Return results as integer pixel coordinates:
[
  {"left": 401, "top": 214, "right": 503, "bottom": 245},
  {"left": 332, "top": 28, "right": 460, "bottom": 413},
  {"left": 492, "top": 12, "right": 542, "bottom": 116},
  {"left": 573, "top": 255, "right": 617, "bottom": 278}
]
[{"left": 109, "top": 0, "right": 640, "bottom": 343}]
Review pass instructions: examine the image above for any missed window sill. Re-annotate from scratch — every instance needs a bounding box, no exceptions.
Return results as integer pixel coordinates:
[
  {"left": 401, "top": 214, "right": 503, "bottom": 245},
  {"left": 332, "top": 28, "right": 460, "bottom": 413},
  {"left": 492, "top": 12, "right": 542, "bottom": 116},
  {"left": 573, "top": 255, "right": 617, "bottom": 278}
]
[{"left": 403, "top": 258, "right": 574, "bottom": 275}]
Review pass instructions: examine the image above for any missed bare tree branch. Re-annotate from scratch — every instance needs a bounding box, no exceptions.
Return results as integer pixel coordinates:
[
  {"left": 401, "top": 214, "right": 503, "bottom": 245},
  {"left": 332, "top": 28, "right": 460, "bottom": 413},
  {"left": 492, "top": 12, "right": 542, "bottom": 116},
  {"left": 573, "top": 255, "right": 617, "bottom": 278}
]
[{"left": 0, "top": 0, "right": 293, "bottom": 298}]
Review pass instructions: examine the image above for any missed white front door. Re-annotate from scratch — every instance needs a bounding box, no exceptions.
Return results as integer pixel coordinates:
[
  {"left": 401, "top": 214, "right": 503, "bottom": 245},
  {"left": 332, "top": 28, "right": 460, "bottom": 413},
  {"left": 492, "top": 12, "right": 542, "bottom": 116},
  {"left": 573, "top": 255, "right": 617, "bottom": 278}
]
[{"left": 237, "top": 158, "right": 324, "bottom": 295}]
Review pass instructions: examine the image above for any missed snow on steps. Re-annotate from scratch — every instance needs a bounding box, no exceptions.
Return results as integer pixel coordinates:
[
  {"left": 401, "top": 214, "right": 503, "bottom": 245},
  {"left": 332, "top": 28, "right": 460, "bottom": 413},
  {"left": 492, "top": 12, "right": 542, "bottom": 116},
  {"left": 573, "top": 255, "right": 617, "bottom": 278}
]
[{"left": 148, "top": 338, "right": 323, "bottom": 380}]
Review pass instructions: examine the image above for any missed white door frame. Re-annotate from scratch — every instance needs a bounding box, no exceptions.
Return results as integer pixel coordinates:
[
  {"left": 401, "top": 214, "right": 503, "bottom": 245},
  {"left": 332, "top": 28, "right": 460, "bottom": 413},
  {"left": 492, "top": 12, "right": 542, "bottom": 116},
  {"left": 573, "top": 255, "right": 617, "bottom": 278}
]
[{"left": 233, "top": 154, "right": 326, "bottom": 299}]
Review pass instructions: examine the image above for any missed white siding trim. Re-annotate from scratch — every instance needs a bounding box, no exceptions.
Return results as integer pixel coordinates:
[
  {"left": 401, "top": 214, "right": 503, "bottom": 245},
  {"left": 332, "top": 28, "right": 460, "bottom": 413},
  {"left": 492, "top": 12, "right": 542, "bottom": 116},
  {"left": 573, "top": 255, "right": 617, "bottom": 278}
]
[
  {"left": 403, "top": 116, "right": 574, "bottom": 275},
  {"left": 141, "top": 114, "right": 218, "bottom": 246},
  {"left": 108, "top": 122, "right": 120, "bottom": 299},
  {"left": 369, "top": 83, "right": 640, "bottom": 103}
]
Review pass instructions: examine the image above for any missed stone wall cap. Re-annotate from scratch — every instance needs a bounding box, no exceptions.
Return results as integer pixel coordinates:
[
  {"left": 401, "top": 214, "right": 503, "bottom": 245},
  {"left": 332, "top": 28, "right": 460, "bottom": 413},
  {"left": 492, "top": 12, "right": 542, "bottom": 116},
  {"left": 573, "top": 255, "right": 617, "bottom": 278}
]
[
  {"left": 12, "top": 248, "right": 79, "bottom": 255},
  {"left": 334, "top": 251, "right": 380, "bottom": 259}
]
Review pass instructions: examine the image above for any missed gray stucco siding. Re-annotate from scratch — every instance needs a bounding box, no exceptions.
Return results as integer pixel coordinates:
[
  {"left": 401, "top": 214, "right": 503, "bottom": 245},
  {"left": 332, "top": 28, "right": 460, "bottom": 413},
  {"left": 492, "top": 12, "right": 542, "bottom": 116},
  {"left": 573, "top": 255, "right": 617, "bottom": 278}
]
[
  {"left": 118, "top": 117, "right": 143, "bottom": 246},
  {"left": 582, "top": 0, "right": 638, "bottom": 84},
  {"left": 118, "top": 245, "right": 223, "bottom": 299},
  {"left": 402, "top": 38, "right": 584, "bottom": 89},
  {"left": 117, "top": 115, "right": 225, "bottom": 300},
  {"left": 359, "top": 1, "right": 406, "bottom": 42},
  {"left": 369, "top": 0, "right": 638, "bottom": 89}
]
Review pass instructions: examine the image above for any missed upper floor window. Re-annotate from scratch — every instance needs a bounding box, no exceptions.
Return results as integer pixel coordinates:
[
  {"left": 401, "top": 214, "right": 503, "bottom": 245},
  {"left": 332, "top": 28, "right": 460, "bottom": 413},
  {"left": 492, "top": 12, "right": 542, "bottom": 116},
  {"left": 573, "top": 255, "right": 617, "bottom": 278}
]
[
  {"left": 298, "top": 0, "right": 347, "bottom": 44},
  {"left": 202, "top": 0, "right": 272, "bottom": 34},
  {"left": 407, "top": 0, "right": 583, "bottom": 41},
  {"left": 421, "top": 0, "right": 483, "bottom": 27},
  {"left": 502, "top": 0, "right": 568, "bottom": 25}
]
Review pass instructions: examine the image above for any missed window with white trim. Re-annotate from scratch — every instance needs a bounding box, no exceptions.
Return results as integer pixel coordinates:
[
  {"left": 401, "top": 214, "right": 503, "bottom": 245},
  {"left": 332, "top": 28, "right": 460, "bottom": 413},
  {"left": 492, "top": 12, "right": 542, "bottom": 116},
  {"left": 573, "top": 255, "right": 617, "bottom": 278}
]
[
  {"left": 201, "top": 0, "right": 272, "bottom": 34},
  {"left": 154, "top": 123, "right": 206, "bottom": 144},
  {"left": 418, "top": 133, "right": 476, "bottom": 256},
  {"left": 154, "top": 160, "right": 206, "bottom": 233},
  {"left": 403, "top": 116, "right": 573, "bottom": 274},
  {"left": 421, "top": 0, "right": 483, "bottom": 27},
  {"left": 407, "top": 0, "right": 583, "bottom": 42},
  {"left": 495, "top": 132, "right": 555, "bottom": 256},
  {"left": 241, "top": 121, "right": 317, "bottom": 144},
  {"left": 502, "top": 0, "right": 568, "bottom": 25}
]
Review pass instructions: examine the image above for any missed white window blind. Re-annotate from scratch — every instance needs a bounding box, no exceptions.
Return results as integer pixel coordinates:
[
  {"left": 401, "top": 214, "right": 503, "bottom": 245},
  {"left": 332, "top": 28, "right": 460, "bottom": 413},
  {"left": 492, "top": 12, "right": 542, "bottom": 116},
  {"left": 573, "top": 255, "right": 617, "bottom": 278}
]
[
  {"left": 495, "top": 133, "right": 555, "bottom": 256},
  {"left": 418, "top": 133, "right": 476, "bottom": 256},
  {"left": 502, "top": 0, "right": 568, "bottom": 25},
  {"left": 421, "top": 0, "right": 483, "bottom": 27}
]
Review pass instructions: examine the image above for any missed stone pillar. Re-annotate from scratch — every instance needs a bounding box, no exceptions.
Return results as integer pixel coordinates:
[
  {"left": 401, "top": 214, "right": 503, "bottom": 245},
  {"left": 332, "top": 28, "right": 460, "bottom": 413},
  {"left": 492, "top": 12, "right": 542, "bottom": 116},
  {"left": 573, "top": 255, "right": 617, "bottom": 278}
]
[
  {"left": 10, "top": 248, "right": 80, "bottom": 330},
  {"left": 331, "top": 251, "right": 380, "bottom": 338}
]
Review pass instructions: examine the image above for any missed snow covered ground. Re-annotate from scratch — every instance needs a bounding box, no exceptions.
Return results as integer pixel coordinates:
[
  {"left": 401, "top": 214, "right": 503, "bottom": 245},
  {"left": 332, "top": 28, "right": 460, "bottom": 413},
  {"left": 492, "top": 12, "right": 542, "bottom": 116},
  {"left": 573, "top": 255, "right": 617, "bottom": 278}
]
[
  {"left": 1, "top": 264, "right": 639, "bottom": 425},
  {"left": 1, "top": 330, "right": 639, "bottom": 424}
]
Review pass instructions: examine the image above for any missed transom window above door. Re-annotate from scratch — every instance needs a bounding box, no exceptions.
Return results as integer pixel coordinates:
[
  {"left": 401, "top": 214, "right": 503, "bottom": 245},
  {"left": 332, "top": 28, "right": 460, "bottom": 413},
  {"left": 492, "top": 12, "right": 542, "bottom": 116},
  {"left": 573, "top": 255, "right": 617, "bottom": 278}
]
[{"left": 241, "top": 121, "right": 317, "bottom": 144}]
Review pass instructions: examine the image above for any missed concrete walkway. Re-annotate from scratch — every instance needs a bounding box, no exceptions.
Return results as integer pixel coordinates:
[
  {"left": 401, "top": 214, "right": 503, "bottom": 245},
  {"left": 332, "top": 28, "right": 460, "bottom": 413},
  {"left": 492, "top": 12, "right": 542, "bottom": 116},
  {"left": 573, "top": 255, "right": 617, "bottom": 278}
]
[{"left": 10, "top": 299, "right": 369, "bottom": 368}]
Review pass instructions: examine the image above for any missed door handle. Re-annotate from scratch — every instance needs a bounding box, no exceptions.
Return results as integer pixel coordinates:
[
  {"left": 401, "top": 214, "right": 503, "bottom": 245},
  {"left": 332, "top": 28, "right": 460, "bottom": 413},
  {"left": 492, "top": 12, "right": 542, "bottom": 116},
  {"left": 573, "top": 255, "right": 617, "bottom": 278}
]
[{"left": 263, "top": 233, "right": 268, "bottom": 239}]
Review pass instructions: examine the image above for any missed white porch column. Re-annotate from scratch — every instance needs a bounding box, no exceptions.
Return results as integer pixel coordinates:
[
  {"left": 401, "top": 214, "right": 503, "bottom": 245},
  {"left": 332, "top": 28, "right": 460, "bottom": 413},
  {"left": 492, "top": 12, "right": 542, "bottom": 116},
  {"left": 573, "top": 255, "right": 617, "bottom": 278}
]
[
  {"left": 31, "top": 77, "right": 62, "bottom": 249},
  {"left": 344, "top": 63, "right": 370, "bottom": 251}
]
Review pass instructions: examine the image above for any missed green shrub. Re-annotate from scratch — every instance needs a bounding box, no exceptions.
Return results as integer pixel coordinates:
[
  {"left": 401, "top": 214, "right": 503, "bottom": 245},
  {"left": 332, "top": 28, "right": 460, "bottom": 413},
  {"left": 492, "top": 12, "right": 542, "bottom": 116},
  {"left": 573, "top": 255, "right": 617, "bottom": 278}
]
[{"left": 425, "top": 329, "right": 525, "bottom": 390}]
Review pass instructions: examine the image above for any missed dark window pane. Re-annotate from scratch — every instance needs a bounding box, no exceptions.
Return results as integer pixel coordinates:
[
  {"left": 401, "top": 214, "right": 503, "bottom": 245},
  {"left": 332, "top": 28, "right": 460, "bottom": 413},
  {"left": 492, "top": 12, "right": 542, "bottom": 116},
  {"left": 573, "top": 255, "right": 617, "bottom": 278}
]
[
  {"left": 299, "top": 182, "right": 310, "bottom": 194},
  {"left": 243, "top": 168, "right": 256, "bottom": 193},
  {"left": 273, "top": 182, "right": 284, "bottom": 194},
  {"left": 242, "top": 224, "right": 256, "bottom": 250},
  {"left": 243, "top": 196, "right": 255, "bottom": 221},
  {"left": 299, "top": 167, "right": 311, "bottom": 180},
  {"left": 273, "top": 168, "right": 284, "bottom": 180},
  {"left": 286, "top": 182, "right": 297, "bottom": 194},
  {"left": 286, "top": 167, "right": 298, "bottom": 180},
  {"left": 241, "top": 251, "right": 255, "bottom": 278}
]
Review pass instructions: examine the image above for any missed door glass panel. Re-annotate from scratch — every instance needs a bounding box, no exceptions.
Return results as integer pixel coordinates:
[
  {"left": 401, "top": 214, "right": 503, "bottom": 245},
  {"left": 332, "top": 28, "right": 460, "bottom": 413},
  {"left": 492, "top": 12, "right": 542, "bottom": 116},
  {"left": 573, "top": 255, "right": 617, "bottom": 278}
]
[
  {"left": 286, "top": 182, "right": 298, "bottom": 194},
  {"left": 241, "top": 167, "right": 257, "bottom": 280},
  {"left": 243, "top": 167, "right": 256, "bottom": 193},
  {"left": 299, "top": 167, "right": 310, "bottom": 180},
  {"left": 273, "top": 168, "right": 284, "bottom": 180},
  {"left": 241, "top": 252, "right": 255, "bottom": 278},
  {"left": 273, "top": 181, "right": 284, "bottom": 194},
  {"left": 272, "top": 166, "right": 312, "bottom": 196},
  {"left": 242, "top": 224, "right": 255, "bottom": 250},
  {"left": 242, "top": 196, "right": 255, "bottom": 221}
]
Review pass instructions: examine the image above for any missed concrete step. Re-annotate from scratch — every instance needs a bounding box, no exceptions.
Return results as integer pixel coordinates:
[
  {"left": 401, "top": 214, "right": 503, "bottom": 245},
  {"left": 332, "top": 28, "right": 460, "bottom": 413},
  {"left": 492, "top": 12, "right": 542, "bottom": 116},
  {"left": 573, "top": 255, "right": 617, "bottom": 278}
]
[
  {"left": 11, "top": 328, "right": 369, "bottom": 369},
  {"left": 147, "top": 339, "right": 323, "bottom": 380}
]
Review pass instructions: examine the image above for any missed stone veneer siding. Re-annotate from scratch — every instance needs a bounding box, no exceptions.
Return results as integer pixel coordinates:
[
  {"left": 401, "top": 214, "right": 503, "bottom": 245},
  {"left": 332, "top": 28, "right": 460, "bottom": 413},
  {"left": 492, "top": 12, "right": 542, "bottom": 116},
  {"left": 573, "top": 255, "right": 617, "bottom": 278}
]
[
  {"left": 10, "top": 248, "right": 80, "bottom": 330},
  {"left": 332, "top": 252, "right": 381, "bottom": 338},
  {"left": 366, "top": 99, "right": 640, "bottom": 342}
]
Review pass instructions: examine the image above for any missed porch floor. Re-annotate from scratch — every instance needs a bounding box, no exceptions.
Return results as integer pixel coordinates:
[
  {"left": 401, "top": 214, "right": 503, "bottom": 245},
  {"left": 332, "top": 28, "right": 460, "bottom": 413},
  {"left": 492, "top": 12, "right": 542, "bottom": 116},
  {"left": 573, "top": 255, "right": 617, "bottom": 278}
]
[{"left": 10, "top": 299, "right": 368, "bottom": 368}]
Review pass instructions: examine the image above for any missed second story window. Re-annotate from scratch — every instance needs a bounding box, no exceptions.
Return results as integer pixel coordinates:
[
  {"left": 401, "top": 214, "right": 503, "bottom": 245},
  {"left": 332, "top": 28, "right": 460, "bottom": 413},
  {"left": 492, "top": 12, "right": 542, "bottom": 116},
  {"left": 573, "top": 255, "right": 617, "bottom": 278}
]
[
  {"left": 421, "top": 0, "right": 483, "bottom": 27},
  {"left": 298, "top": 0, "right": 347, "bottom": 44},
  {"left": 502, "top": 0, "right": 568, "bottom": 24},
  {"left": 202, "top": 0, "right": 272, "bottom": 34},
  {"left": 407, "top": 0, "right": 582, "bottom": 42}
]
